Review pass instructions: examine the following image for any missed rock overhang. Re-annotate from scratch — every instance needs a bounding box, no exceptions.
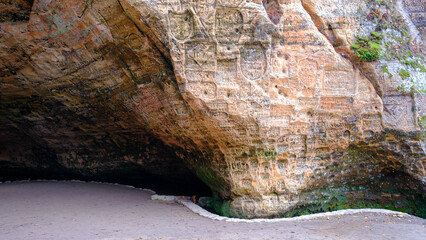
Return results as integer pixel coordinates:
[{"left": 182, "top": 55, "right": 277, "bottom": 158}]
[{"left": 0, "top": 0, "right": 425, "bottom": 218}]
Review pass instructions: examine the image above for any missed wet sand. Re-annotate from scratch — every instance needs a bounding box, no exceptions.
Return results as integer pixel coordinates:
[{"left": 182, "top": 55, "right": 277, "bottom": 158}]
[{"left": 0, "top": 181, "right": 424, "bottom": 240}]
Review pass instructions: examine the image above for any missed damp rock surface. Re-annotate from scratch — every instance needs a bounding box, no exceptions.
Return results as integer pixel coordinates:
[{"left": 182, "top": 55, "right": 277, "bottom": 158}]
[{"left": 0, "top": 0, "right": 425, "bottom": 218}]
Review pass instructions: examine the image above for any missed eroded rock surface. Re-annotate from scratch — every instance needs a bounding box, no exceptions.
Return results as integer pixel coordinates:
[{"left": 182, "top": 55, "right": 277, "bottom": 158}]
[
  {"left": 0, "top": 0, "right": 210, "bottom": 191},
  {"left": 0, "top": 0, "right": 425, "bottom": 218}
]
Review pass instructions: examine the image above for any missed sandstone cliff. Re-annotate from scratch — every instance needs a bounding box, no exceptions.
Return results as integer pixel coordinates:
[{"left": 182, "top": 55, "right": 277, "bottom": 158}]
[{"left": 0, "top": 0, "right": 425, "bottom": 218}]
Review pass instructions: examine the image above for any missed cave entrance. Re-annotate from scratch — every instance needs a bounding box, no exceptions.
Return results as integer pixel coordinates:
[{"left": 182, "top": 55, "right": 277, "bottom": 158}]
[
  {"left": 0, "top": 131, "right": 212, "bottom": 198},
  {"left": 92, "top": 166, "right": 213, "bottom": 197},
  {"left": 0, "top": 163, "right": 213, "bottom": 197}
]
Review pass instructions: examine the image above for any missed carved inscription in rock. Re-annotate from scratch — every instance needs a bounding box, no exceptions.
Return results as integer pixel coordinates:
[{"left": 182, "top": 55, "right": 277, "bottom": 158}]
[
  {"left": 193, "top": 0, "right": 216, "bottom": 20},
  {"left": 362, "top": 114, "right": 382, "bottom": 132},
  {"left": 185, "top": 41, "right": 216, "bottom": 71},
  {"left": 185, "top": 70, "right": 215, "bottom": 83},
  {"left": 216, "top": 59, "right": 238, "bottom": 87},
  {"left": 416, "top": 94, "right": 426, "bottom": 119},
  {"left": 324, "top": 71, "right": 354, "bottom": 95},
  {"left": 282, "top": 13, "right": 309, "bottom": 32},
  {"left": 217, "top": 87, "right": 239, "bottom": 100},
  {"left": 270, "top": 115, "right": 290, "bottom": 128},
  {"left": 167, "top": 0, "right": 190, "bottom": 12},
  {"left": 277, "top": 135, "right": 307, "bottom": 156},
  {"left": 215, "top": 9, "right": 243, "bottom": 44},
  {"left": 320, "top": 97, "right": 353, "bottom": 111},
  {"left": 207, "top": 101, "right": 229, "bottom": 118},
  {"left": 297, "top": 97, "right": 319, "bottom": 110},
  {"left": 286, "top": 32, "right": 320, "bottom": 46},
  {"left": 240, "top": 44, "right": 267, "bottom": 80},
  {"left": 168, "top": 10, "right": 193, "bottom": 41},
  {"left": 239, "top": 83, "right": 253, "bottom": 98},
  {"left": 127, "top": 33, "right": 144, "bottom": 50},
  {"left": 383, "top": 95, "right": 415, "bottom": 130},
  {"left": 269, "top": 50, "right": 288, "bottom": 79},
  {"left": 187, "top": 82, "right": 217, "bottom": 99},
  {"left": 218, "top": 0, "right": 245, "bottom": 7},
  {"left": 298, "top": 59, "right": 320, "bottom": 88}
]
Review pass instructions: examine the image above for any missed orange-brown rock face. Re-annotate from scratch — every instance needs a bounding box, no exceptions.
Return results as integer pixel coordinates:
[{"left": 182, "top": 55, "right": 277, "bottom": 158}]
[
  {"left": 1, "top": 0, "right": 425, "bottom": 218},
  {"left": 0, "top": 0, "right": 214, "bottom": 192}
]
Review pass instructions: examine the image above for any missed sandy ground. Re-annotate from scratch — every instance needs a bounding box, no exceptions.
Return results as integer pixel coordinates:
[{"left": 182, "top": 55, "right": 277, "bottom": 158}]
[{"left": 0, "top": 181, "right": 424, "bottom": 240}]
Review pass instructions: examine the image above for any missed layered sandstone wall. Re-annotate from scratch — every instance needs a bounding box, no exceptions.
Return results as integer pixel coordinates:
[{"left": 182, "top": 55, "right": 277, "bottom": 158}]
[
  {"left": 0, "top": 0, "right": 425, "bottom": 218},
  {"left": 0, "top": 0, "right": 207, "bottom": 184}
]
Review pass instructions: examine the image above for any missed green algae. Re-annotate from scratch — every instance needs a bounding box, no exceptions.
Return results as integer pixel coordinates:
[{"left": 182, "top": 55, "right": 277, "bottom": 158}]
[
  {"left": 198, "top": 196, "right": 240, "bottom": 218},
  {"left": 280, "top": 185, "right": 426, "bottom": 218}
]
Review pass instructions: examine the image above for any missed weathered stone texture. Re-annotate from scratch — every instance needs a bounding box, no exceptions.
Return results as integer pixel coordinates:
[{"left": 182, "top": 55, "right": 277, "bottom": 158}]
[
  {"left": 0, "top": 0, "right": 425, "bottom": 218},
  {"left": 0, "top": 0, "right": 208, "bottom": 187},
  {"left": 0, "top": 0, "right": 34, "bottom": 22},
  {"left": 403, "top": 0, "right": 426, "bottom": 37}
]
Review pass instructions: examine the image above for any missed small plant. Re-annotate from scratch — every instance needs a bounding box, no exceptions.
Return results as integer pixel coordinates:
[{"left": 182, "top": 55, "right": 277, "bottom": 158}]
[
  {"left": 351, "top": 32, "right": 383, "bottom": 62},
  {"left": 393, "top": 36, "right": 405, "bottom": 43},
  {"left": 397, "top": 84, "right": 407, "bottom": 91},
  {"left": 357, "top": 49, "right": 381, "bottom": 61},
  {"left": 398, "top": 69, "right": 410, "bottom": 79},
  {"left": 402, "top": 30, "right": 410, "bottom": 38},
  {"left": 370, "top": 31, "right": 383, "bottom": 39},
  {"left": 403, "top": 60, "right": 424, "bottom": 70},
  {"left": 381, "top": 65, "right": 392, "bottom": 76}
]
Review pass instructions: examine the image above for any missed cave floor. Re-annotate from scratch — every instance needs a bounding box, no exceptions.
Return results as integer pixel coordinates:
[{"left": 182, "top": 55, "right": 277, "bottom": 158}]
[{"left": 0, "top": 181, "right": 424, "bottom": 240}]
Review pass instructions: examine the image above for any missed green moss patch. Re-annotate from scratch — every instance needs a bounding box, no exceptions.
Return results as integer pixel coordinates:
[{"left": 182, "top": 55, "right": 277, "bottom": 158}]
[
  {"left": 381, "top": 65, "right": 392, "bottom": 76},
  {"left": 198, "top": 197, "right": 240, "bottom": 218},
  {"left": 351, "top": 32, "right": 383, "bottom": 62},
  {"left": 281, "top": 185, "right": 425, "bottom": 218},
  {"left": 398, "top": 69, "right": 410, "bottom": 79}
]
